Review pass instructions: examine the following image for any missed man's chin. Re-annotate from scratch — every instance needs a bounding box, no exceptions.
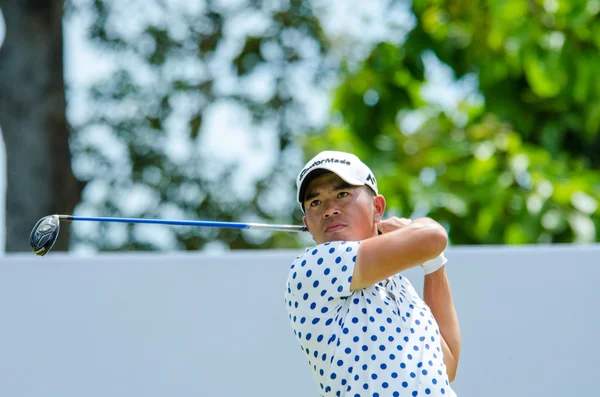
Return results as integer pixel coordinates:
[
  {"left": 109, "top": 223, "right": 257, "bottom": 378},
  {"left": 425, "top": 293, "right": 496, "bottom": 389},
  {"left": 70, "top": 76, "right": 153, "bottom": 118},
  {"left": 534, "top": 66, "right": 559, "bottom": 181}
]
[{"left": 318, "top": 229, "right": 353, "bottom": 244}]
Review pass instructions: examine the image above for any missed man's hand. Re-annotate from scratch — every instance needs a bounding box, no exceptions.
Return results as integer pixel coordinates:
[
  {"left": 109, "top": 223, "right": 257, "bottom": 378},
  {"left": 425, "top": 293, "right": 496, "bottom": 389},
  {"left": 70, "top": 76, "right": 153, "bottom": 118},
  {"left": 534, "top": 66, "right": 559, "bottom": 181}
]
[
  {"left": 378, "top": 217, "right": 447, "bottom": 275},
  {"left": 377, "top": 217, "right": 412, "bottom": 234}
]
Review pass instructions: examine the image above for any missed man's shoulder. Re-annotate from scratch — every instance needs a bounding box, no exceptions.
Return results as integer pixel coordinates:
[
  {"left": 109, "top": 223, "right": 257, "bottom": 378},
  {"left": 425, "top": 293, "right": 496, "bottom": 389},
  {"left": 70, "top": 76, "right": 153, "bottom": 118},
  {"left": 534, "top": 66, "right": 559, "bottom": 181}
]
[{"left": 295, "top": 241, "right": 360, "bottom": 259}]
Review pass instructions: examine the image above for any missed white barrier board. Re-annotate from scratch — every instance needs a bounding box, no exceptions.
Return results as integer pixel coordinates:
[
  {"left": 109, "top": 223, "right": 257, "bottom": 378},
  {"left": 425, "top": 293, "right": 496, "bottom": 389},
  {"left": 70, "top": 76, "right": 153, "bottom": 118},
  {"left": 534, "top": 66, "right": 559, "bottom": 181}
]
[{"left": 1, "top": 245, "right": 599, "bottom": 397}]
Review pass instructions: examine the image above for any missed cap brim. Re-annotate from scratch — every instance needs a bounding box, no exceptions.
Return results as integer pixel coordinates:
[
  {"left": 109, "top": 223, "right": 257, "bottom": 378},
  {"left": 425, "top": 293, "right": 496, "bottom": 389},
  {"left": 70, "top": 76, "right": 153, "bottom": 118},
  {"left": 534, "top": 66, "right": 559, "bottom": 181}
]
[{"left": 297, "top": 166, "right": 367, "bottom": 205}]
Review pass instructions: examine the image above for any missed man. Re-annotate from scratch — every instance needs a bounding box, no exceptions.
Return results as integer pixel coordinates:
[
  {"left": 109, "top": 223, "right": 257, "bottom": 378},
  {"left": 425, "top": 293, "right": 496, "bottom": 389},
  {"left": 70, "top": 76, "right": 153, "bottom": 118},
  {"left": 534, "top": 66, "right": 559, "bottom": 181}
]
[{"left": 285, "top": 151, "right": 460, "bottom": 397}]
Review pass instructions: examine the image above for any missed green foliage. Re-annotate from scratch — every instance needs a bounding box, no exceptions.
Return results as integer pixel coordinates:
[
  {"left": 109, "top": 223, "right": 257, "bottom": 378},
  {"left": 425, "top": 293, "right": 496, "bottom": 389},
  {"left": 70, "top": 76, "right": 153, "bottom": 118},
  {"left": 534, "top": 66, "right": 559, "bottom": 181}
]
[
  {"left": 413, "top": 0, "right": 600, "bottom": 163},
  {"left": 306, "top": 0, "right": 600, "bottom": 244}
]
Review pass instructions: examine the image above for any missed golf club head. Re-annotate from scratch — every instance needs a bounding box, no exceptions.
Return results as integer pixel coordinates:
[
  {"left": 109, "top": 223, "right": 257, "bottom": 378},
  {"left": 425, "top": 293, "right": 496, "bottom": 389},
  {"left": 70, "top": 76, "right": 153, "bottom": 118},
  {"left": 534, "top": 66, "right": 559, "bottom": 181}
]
[{"left": 30, "top": 215, "right": 60, "bottom": 256}]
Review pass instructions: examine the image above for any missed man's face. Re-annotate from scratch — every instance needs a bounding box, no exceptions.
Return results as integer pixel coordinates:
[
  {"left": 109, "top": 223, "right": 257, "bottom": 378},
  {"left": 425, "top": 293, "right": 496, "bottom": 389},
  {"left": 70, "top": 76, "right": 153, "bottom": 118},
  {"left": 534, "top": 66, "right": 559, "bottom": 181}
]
[{"left": 302, "top": 172, "right": 385, "bottom": 244}]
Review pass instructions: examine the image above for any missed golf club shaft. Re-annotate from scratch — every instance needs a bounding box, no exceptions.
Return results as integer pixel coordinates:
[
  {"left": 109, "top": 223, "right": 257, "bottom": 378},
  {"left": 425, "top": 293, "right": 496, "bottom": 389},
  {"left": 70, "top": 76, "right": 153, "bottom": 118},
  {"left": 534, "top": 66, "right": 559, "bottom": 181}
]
[{"left": 57, "top": 215, "right": 307, "bottom": 232}]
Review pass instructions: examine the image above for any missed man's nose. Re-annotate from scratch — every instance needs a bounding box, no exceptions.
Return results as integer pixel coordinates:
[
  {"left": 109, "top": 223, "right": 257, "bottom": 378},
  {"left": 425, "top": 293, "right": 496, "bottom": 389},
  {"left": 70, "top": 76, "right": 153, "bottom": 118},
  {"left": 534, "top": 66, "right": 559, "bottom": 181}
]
[{"left": 323, "top": 204, "right": 340, "bottom": 218}]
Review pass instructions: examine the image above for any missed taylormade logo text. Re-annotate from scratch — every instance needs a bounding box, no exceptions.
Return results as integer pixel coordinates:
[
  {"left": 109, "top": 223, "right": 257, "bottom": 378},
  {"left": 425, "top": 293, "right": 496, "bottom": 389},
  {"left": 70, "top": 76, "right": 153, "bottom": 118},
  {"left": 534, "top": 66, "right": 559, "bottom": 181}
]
[{"left": 299, "top": 158, "right": 351, "bottom": 180}]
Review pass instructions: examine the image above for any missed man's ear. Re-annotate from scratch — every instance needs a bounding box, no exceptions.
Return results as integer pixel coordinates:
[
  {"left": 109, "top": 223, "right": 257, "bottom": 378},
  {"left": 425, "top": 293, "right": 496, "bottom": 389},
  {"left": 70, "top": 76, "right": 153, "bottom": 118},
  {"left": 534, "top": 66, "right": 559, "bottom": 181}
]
[
  {"left": 302, "top": 216, "right": 309, "bottom": 230},
  {"left": 373, "top": 195, "right": 386, "bottom": 222}
]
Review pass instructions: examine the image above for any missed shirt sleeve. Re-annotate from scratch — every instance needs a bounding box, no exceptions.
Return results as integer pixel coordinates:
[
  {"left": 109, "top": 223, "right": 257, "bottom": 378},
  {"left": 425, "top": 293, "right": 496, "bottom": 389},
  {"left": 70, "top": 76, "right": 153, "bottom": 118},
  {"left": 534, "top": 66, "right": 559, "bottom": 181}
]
[{"left": 288, "top": 241, "right": 360, "bottom": 316}]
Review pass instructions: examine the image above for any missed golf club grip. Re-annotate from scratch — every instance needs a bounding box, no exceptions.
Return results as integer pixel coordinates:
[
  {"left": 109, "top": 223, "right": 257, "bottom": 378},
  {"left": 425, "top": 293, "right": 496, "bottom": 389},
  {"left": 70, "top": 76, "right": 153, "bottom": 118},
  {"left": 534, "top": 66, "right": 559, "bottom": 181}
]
[{"left": 58, "top": 215, "right": 307, "bottom": 232}]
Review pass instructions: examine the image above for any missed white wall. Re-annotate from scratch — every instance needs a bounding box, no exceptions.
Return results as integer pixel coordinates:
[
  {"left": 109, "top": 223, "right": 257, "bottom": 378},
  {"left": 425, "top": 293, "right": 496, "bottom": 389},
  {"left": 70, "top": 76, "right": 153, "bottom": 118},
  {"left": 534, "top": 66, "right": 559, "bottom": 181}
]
[{"left": 1, "top": 245, "right": 599, "bottom": 397}]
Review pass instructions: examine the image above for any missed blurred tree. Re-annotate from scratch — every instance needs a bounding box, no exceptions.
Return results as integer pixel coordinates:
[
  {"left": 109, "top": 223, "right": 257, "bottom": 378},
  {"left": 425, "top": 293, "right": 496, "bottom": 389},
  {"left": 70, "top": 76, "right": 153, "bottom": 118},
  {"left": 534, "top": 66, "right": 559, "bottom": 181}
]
[
  {"left": 306, "top": 0, "right": 600, "bottom": 244},
  {"left": 0, "top": 0, "right": 81, "bottom": 252},
  {"left": 66, "top": 0, "right": 334, "bottom": 251}
]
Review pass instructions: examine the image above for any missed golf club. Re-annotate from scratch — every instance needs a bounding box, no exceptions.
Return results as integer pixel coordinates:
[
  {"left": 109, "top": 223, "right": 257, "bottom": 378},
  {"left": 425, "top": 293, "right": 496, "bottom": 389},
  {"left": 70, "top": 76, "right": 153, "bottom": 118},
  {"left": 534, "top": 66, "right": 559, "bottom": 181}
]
[{"left": 29, "top": 215, "right": 308, "bottom": 257}]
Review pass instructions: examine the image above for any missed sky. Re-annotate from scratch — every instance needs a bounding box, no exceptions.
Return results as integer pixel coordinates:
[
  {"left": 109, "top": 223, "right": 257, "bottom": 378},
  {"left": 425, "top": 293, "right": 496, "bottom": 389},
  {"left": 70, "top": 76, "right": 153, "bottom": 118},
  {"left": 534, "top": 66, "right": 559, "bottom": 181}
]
[{"left": 0, "top": 0, "right": 477, "bottom": 254}]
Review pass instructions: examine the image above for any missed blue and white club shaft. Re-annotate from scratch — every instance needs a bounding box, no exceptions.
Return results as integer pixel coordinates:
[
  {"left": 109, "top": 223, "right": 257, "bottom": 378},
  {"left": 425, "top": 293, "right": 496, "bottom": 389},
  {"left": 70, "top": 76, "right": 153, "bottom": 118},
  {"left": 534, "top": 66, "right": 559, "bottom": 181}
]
[{"left": 59, "top": 215, "right": 308, "bottom": 232}]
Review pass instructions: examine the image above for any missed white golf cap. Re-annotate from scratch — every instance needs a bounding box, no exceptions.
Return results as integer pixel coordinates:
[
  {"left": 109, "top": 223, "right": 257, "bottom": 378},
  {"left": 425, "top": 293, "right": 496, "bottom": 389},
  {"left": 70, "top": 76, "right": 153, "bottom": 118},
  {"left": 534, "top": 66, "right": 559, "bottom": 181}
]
[{"left": 296, "top": 150, "right": 378, "bottom": 211}]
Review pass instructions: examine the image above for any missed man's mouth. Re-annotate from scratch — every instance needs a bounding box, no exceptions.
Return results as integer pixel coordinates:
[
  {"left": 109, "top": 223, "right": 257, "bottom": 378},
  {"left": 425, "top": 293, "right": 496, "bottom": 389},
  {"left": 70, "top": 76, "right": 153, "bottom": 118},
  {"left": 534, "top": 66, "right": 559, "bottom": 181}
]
[{"left": 325, "top": 224, "right": 346, "bottom": 233}]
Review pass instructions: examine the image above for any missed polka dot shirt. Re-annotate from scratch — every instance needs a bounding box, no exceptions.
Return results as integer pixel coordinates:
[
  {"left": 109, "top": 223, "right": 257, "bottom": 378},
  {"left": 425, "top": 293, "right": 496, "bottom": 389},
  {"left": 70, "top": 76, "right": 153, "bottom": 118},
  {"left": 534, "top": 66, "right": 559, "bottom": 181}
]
[{"left": 285, "top": 241, "right": 456, "bottom": 397}]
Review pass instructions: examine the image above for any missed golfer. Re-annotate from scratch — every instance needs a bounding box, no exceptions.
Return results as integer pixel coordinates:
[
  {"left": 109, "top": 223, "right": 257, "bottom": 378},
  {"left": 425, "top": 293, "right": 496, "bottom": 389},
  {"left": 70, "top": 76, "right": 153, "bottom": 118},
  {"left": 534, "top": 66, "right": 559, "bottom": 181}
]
[{"left": 285, "top": 151, "right": 460, "bottom": 396}]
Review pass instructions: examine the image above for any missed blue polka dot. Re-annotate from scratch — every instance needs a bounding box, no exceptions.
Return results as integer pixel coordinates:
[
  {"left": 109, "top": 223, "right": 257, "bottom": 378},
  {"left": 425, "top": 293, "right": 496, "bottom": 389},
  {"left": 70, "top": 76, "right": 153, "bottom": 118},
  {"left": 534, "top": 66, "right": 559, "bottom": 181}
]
[
  {"left": 324, "top": 268, "right": 331, "bottom": 275},
  {"left": 345, "top": 348, "right": 351, "bottom": 354},
  {"left": 346, "top": 246, "right": 352, "bottom": 252},
  {"left": 336, "top": 257, "right": 342, "bottom": 263},
  {"left": 297, "top": 283, "right": 302, "bottom": 290},
  {"left": 402, "top": 382, "right": 408, "bottom": 388},
  {"left": 310, "top": 302, "right": 316, "bottom": 310},
  {"left": 410, "top": 372, "right": 416, "bottom": 378},
  {"left": 317, "top": 258, "right": 324, "bottom": 265},
  {"left": 412, "top": 392, "right": 418, "bottom": 397},
  {"left": 342, "top": 265, "right": 348, "bottom": 272},
  {"left": 320, "top": 289, "right": 327, "bottom": 296},
  {"left": 312, "top": 249, "right": 318, "bottom": 255},
  {"left": 329, "top": 247, "right": 335, "bottom": 253},
  {"left": 391, "top": 372, "right": 398, "bottom": 378},
  {"left": 382, "top": 382, "right": 388, "bottom": 388},
  {"left": 301, "top": 260, "right": 306, "bottom": 267},
  {"left": 432, "top": 379, "right": 437, "bottom": 385},
  {"left": 400, "top": 362, "right": 406, "bottom": 369}
]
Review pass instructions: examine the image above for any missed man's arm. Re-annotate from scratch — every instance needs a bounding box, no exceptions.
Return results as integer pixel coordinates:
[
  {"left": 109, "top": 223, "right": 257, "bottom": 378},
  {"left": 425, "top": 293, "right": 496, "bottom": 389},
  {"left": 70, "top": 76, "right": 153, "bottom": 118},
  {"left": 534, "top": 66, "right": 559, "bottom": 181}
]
[
  {"left": 423, "top": 266, "right": 461, "bottom": 382},
  {"left": 350, "top": 217, "right": 447, "bottom": 290}
]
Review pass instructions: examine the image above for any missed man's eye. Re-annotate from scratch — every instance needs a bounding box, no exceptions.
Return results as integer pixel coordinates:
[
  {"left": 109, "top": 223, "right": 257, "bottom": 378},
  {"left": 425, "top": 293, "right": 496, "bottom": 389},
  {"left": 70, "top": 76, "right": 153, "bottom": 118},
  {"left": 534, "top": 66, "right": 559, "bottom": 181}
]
[
  {"left": 338, "top": 192, "right": 350, "bottom": 198},
  {"left": 310, "top": 200, "right": 321, "bottom": 207}
]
